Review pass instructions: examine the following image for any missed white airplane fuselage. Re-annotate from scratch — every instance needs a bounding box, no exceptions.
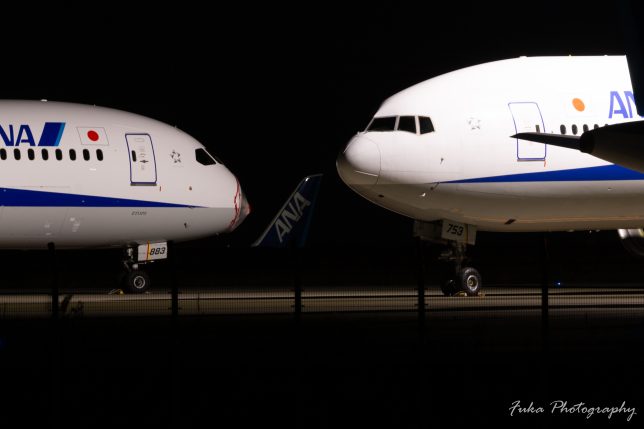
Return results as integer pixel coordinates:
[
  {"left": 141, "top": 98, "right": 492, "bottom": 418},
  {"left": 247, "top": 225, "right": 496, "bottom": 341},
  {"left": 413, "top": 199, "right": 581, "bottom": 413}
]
[
  {"left": 338, "top": 56, "right": 644, "bottom": 232},
  {"left": 0, "top": 101, "right": 249, "bottom": 249}
]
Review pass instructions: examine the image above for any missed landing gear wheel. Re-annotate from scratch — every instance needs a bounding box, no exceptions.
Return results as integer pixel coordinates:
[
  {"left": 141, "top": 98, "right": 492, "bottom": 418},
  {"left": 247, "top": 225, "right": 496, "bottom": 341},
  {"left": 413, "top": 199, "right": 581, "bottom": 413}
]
[
  {"left": 456, "top": 267, "right": 481, "bottom": 296},
  {"left": 440, "top": 279, "right": 456, "bottom": 296},
  {"left": 123, "top": 269, "right": 151, "bottom": 294}
]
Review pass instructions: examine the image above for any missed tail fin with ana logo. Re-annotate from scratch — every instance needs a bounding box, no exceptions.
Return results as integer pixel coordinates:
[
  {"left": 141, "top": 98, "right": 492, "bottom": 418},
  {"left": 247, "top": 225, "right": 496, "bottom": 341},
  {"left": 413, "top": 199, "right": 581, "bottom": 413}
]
[{"left": 252, "top": 174, "right": 323, "bottom": 248}]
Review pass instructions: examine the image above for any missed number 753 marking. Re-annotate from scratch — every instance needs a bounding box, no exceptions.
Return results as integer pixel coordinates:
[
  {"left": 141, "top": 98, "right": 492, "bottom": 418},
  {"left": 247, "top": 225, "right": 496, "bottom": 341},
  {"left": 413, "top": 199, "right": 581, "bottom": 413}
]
[{"left": 447, "top": 223, "right": 464, "bottom": 236}]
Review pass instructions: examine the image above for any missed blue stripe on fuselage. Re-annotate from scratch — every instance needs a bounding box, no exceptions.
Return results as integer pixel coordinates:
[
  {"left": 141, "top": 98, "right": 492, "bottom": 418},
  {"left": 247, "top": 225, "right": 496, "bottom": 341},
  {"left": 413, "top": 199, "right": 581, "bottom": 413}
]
[
  {"left": 445, "top": 165, "right": 644, "bottom": 183},
  {"left": 0, "top": 187, "right": 195, "bottom": 207}
]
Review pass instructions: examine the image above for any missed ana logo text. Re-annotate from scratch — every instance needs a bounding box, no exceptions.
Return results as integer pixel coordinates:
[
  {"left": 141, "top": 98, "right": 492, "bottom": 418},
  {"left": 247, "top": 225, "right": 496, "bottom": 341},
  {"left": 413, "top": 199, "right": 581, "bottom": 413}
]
[
  {"left": 609, "top": 91, "right": 642, "bottom": 119},
  {"left": 274, "top": 192, "right": 311, "bottom": 243},
  {"left": 0, "top": 122, "right": 66, "bottom": 147}
]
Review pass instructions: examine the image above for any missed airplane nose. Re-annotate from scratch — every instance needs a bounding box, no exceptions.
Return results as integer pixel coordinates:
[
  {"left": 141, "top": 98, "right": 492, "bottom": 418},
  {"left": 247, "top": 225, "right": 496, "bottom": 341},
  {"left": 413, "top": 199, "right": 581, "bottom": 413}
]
[
  {"left": 239, "top": 190, "right": 251, "bottom": 223},
  {"left": 229, "top": 185, "right": 251, "bottom": 231},
  {"left": 336, "top": 134, "right": 381, "bottom": 185}
]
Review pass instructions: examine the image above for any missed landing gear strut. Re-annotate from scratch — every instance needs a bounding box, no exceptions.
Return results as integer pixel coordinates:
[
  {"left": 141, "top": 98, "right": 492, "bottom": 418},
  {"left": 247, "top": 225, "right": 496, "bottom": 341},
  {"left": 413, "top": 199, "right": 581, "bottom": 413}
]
[
  {"left": 439, "top": 242, "right": 482, "bottom": 297},
  {"left": 121, "top": 247, "right": 151, "bottom": 293},
  {"left": 414, "top": 220, "right": 482, "bottom": 297}
]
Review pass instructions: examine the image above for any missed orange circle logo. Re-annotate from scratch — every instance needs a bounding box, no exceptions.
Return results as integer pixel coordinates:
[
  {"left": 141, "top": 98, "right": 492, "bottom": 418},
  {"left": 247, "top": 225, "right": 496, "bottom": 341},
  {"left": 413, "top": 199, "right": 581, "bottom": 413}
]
[{"left": 572, "top": 98, "right": 585, "bottom": 112}]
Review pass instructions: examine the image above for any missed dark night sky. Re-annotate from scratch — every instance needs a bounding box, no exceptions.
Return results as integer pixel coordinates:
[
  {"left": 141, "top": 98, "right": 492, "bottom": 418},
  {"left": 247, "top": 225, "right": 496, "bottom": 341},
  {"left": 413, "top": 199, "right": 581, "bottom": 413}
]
[{"left": 0, "top": 2, "right": 626, "bottom": 247}]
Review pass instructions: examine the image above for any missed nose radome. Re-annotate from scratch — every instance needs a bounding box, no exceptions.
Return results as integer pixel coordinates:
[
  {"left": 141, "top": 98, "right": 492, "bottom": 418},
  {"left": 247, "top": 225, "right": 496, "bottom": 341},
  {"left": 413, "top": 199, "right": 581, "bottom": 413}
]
[
  {"left": 237, "top": 189, "right": 250, "bottom": 225},
  {"left": 229, "top": 184, "right": 251, "bottom": 232},
  {"left": 337, "top": 134, "right": 381, "bottom": 186}
]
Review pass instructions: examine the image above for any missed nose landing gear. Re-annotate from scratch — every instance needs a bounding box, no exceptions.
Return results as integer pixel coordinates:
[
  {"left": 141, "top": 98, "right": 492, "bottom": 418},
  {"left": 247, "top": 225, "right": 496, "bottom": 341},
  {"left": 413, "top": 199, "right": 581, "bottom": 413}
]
[
  {"left": 439, "top": 242, "right": 482, "bottom": 296},
  {"left": 118, "top": 242, "right": 168, "bottom": 293},
  {"left": 414, "top": 220, "right": 482, "bottom": 297},
  {"left": 120, "top": 247, "right": 152, "bottom": 294},
  {"left": 123, "top": 266, "right": 151, "bottom": 293}
]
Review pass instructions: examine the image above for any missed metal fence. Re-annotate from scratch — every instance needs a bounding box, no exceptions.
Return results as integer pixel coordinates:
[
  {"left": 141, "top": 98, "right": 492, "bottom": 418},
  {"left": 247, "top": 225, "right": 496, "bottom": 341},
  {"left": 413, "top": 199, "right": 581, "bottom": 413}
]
[{"left": 1, "top": 236, "right": 643, "bottom": 324}]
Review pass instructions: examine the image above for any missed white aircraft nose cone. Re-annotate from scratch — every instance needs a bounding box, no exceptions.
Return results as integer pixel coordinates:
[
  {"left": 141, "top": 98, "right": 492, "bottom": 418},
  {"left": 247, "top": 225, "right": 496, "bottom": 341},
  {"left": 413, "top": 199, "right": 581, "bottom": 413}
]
[
  {"left": 337, "top": 134, "right": 381, "bottom": 186},
  {"left": 229, "top": 186, "right": 251, "bottom": 232},
  {"left": 238, "top": 189, "right": 251, "bottom": 225}
]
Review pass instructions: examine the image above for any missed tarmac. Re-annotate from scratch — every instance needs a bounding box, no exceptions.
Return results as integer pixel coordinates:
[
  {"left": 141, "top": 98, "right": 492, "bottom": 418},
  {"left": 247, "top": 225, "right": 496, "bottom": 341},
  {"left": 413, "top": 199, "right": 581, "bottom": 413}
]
[{"left": 1, "top": 284, "right": 643, "bottom": 427}]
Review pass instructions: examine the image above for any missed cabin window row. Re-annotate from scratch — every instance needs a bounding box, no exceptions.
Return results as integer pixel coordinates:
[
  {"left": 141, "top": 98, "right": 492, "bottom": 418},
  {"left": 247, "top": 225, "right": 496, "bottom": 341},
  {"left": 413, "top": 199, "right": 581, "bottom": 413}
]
[
  {"left": 0, "top": 148, "right": 104, "bottom": 162},
  {"left": 558, "top": 123, "right": 606, "bottom": 136}
]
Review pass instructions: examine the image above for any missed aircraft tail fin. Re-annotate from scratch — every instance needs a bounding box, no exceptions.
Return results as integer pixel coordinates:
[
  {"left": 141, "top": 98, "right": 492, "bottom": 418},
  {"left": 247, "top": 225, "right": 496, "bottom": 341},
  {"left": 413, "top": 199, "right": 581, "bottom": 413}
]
[{"left": 252, "top": 174, "right": 323, "bottom": 248}]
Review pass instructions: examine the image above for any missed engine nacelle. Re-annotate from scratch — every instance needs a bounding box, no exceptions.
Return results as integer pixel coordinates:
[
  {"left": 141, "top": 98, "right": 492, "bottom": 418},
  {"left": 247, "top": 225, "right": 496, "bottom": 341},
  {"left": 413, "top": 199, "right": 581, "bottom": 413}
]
[
  {"left": 581, "top": 121, "right": 644, "bottom": 173},
  {"left": 618, "top": 228, "right": 644, "bottom": 258}
]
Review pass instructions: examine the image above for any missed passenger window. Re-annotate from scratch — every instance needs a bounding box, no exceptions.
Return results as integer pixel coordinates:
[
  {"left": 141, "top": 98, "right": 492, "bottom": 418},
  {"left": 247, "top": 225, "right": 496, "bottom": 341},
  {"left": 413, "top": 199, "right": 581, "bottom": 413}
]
[
  {"left": 583, "top": 124, "right": 589, "bottom": 133},
  {"left": 0, "top": 148, "right": 6, "bottom": 160},
  {"left": 96, "top": 149, "right": 103, "bottom": 161},
  {"left": 397, "top": 116, "right": 416, "bottom": 134},
  {"left": 195, "top": 148, "right": 216, "bottom": 165},
  {"left": 27, "top": 149, "right": 35, "bottom": 160},
  {"left": 594, "top": 124, "right": 599, "bottom": 129},
  {"left": 42, "top": 149, "right": 49, "bottom": 161},
  {"left": 367, "top": 117, "right": 396, "bottom": 132},
  {"left": 83, "top": 149, "right": 90, "bottom": 161},
  {"left": 69, "top": 149, "right": 76, "bottom": 161},
  {"left": 560, "top": 124, "right": 566, "bottom": 135},
  {"left": 418, "top": 116, "right": 435, "bottom": 134},
  {"left": 55, "top": 149, "right": 62, "bottom": 161},
  {"left": 14, "top": 148, "right": 20, "bottom": 160},
  {"left": 572, "top": 124, "right": 578, "bottom": 135}
]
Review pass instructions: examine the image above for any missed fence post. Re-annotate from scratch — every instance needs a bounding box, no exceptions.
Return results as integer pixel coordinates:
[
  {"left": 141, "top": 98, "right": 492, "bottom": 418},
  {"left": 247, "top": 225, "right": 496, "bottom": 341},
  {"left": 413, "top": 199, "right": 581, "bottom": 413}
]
[
  {"left": 169, "top": 242, "right": 178, "bottom": 318},
  {"left": 541, "top": 234, "right": 549, "bottom": 343},
  {"left": 416, "top": 237, "right": 426, "bottom": 330},
  {"left": 48, "top": 242, "right": 58, "bottom": 320},
  {"left": 47, "top": 242, "right": 60, "bottom": 429},
  {"left": 292, "top": 245, "right": 302, "bottom": 321}
]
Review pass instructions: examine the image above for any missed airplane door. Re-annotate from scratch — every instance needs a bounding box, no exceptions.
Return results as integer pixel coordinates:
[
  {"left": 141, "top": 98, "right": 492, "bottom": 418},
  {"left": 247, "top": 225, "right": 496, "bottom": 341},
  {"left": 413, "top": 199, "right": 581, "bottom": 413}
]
[
  {"left": 126, "top": 134, "right": 157, "bottom": 185},
  {"left": 509, "top": 102, "right": 546, "bottom": 161}
]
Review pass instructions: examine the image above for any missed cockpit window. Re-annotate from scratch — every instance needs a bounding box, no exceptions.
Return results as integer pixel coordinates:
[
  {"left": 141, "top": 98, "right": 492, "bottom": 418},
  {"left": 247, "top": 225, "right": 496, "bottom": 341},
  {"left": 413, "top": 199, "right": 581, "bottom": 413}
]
[
  {"left": 195, "top": 148, "right": 216, "bottom": 165},
  {"left": 397, "top": 116, "right": 416, "bottom": 134},
  {"left": 367, "top": 115, "right": 434, "bottom": 135},
  {"left": 418, "top": 116, "right": 435, "bottom": 134},
  {"left": 367, "top": 116, "right": 396, "bottom": 132}
]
